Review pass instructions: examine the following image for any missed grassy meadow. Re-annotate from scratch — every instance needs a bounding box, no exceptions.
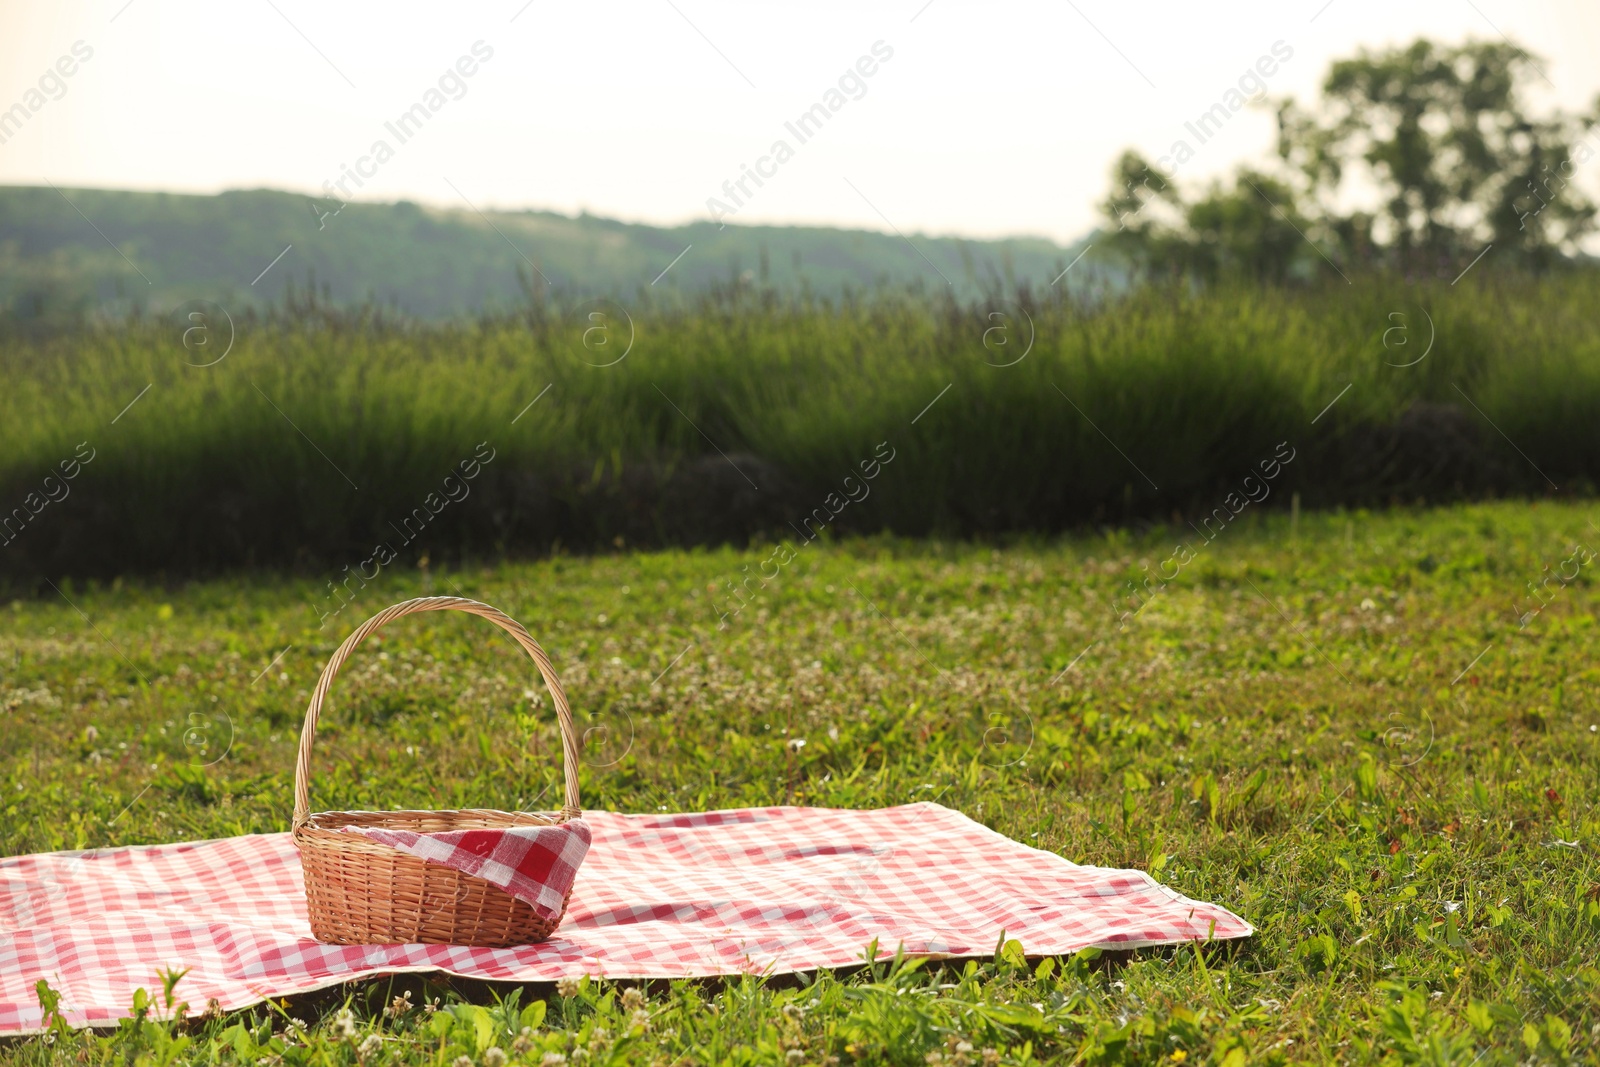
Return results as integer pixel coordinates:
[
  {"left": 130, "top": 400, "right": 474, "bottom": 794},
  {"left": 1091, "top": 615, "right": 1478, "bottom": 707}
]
[
  {"left": 3, "top": 500, "right": 1598, "bottom": 1064},
  {"left": 4, "top": 274, "right": 1600, "bottom": 581}
]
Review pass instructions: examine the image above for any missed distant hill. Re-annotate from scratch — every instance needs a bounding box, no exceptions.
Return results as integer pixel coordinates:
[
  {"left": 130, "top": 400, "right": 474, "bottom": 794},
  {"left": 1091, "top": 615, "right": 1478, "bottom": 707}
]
[{"left": 0, "top": 185, "right": 1103, "bottom": 323}]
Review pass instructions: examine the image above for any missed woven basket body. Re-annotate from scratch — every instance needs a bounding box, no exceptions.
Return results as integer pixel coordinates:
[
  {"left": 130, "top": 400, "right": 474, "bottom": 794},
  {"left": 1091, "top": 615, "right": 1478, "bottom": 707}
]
[{"left": 292, "top": 597, "right": 583, "bottom": 947}]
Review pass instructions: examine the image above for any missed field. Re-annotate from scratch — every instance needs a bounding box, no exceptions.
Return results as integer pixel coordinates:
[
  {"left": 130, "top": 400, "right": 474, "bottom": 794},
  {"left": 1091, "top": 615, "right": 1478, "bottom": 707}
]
[
  {"left": 3, "top": 500, "right": 1598, "bottom": 1064},
  {"left": 5, "top": 274, "right": 1600, "bottom": 581}
]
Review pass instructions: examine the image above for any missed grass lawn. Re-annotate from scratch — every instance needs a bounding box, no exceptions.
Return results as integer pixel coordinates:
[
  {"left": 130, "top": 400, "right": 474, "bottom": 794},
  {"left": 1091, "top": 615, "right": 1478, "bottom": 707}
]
[{"left": 3, "top": 500, "right": 1598, "bottom": 1064}]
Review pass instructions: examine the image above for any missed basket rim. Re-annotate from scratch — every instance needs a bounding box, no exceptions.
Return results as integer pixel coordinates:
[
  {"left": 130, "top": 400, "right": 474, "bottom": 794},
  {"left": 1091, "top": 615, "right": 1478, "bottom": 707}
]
[
  {"left": 294, "top": 807, "right": 581, "bottom": 858},
  {"left": 296, "top": 807, "right": 580, "bottom": 825}
]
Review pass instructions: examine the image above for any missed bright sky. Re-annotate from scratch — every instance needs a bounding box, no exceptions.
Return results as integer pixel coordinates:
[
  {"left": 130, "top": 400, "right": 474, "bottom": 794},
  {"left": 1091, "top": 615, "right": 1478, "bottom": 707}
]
[{"left": 2, "top": 0, "right": 1597, "bottom": 244}]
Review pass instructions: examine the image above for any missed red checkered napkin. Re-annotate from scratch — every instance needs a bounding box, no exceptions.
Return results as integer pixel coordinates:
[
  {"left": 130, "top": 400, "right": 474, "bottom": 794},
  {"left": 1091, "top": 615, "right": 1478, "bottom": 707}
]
[{"left": 340, "top": 820, "right": 590, "bottom": 921}]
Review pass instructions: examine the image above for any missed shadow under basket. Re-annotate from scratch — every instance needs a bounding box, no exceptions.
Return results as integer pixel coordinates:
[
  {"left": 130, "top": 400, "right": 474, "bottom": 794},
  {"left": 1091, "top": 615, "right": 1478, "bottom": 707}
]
[{"left": 291, "top": 597, "right": 585, "bottom": 947}]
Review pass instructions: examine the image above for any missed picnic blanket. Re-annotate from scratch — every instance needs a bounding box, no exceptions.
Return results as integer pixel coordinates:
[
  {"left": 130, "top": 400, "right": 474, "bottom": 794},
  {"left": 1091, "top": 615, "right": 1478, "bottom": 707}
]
[{"left": 0, "top": 803, "right": 1252, "bottom": 1034}]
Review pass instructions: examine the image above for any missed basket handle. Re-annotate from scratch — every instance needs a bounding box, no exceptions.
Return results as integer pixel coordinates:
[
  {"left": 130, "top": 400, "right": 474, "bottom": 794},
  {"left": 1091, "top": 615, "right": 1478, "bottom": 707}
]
[{"left": 292, "top": 596, "right": 582, "bottom": 830}]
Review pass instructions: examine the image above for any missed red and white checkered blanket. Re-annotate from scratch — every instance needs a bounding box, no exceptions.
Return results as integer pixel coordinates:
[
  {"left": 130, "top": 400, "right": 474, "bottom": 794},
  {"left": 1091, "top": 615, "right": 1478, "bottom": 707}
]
[
  {"left": 342, "top": 821, "right": 591, "bottom": 922},
  {"left": 0, "top": 803, "right": 1251, "bottom": 1034}
]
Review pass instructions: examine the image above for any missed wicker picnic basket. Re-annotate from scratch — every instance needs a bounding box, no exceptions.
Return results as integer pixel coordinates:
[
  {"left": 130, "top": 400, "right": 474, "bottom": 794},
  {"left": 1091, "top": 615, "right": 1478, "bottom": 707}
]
[{"left": 292, "top": 596, "right": 583, "bottom": 947}]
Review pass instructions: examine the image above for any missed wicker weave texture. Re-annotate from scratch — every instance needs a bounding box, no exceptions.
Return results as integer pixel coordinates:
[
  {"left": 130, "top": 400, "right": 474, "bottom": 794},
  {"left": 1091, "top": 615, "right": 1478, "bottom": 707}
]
[{"left": 292, "top": 597, "right": 582, "bottom": 946}]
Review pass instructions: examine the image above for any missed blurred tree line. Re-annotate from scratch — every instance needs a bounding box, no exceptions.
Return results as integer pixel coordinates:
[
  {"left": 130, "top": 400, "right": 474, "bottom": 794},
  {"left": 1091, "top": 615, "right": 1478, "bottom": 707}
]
[{"left": 1101, "top": 38, "right": 1600, "bottom": 282}]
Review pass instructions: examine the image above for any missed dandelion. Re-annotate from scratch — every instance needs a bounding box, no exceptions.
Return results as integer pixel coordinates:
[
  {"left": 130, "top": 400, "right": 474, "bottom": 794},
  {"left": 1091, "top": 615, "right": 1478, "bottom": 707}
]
[{"left": 1170, "top": 1051, "right": 1188, "bottom": 1064}]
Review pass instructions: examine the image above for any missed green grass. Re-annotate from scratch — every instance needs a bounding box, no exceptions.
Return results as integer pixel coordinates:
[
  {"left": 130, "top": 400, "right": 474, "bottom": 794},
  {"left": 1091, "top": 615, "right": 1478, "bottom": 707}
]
[
  {"left": 4, "top": 499, "right": 1599, "bottom": 1063},
  {"left": 5, "top": 274, "right": 1600, "bottom": 579}
]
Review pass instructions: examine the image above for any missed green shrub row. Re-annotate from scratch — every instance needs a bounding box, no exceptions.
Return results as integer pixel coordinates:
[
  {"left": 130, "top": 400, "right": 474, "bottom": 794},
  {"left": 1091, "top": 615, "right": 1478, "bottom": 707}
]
[{"left": 1, "top": 275, "right": 1595, "bottom": 580}]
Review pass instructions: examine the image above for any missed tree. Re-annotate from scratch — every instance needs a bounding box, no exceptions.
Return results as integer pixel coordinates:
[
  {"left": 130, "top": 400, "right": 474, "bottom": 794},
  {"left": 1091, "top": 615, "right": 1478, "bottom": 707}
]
[
  {"left": 1098, "top": 37, "right": 1600, "bottom": 282},
  {"left": 1182, "top": 170, "right": 1314, "bottom": 284},
  {"left": 1278, "top": 39, "right": 1598, "bottom": 274},
  {"left": 1098, "top": 149, "right": 1187, "bottom": 278},
  {"left": 1099, "top": 151, "right": 1316, "bottom": 284}
]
